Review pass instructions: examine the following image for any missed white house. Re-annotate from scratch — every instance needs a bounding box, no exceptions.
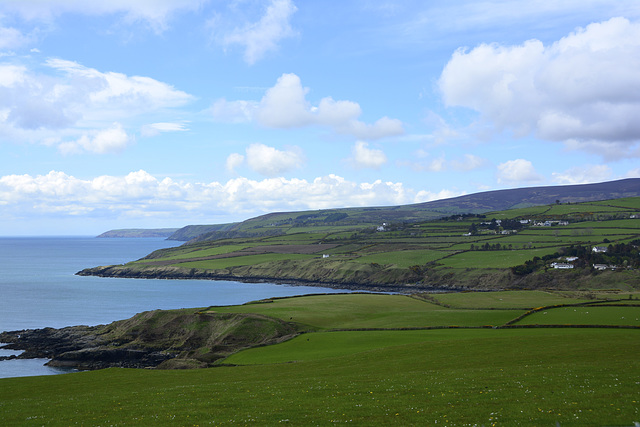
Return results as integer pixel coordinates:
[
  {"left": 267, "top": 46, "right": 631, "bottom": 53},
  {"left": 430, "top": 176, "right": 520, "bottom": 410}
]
[
  {"left": 592, "top": 246, "right": 608, "bottom": 253},
  {"left": 551, "top": 262, "right": 574, "bottom": 269}
]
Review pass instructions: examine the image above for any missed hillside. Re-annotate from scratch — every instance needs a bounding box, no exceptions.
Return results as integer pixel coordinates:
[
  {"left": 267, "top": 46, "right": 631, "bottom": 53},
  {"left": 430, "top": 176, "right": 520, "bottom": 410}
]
[
  {"left": 97, "top": 228, "right": 180, "bottom": 238},
  {"left": 166, "top": 178, "right": 640, "bottom": 242},
  {"left": 79, "top": 196, "right": 640, "bottom": 291},
  {"left": 0, "top": 308, "right": 298, "bottom": 370}
]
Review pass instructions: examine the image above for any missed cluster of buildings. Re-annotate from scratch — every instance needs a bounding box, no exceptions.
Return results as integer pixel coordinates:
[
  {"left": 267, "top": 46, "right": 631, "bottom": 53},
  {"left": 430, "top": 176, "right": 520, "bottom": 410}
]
[{"left": 550, "top": 246, "right": 619, "bottom": 270}]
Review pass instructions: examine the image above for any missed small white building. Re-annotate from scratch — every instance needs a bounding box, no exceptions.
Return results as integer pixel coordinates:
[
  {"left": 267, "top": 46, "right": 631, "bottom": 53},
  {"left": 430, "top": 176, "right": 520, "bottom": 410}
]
[
  {"left": 592, "top": 246, "right": 608, "bottom": 253},
  {"left": 551, "top": 262, "right": 574, "bottom": 269}
]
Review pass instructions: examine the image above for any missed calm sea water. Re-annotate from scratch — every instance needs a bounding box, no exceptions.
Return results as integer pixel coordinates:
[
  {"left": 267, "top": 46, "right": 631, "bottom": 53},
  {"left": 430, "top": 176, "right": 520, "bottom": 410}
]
[{"left": 0, "top": 237, "right": 351, "bottom": 378}]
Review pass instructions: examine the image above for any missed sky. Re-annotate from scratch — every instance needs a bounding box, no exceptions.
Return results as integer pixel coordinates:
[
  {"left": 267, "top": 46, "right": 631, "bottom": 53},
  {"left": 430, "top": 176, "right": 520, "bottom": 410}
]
[{"left": 1, "top": 0, "right": 640, "bottom": 235}]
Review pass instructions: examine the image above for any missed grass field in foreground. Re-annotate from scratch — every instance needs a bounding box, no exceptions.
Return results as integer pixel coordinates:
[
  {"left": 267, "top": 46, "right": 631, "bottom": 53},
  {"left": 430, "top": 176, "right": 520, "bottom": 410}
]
[{"left": 0, "top": 329, "right": 637, "bottom": 426}]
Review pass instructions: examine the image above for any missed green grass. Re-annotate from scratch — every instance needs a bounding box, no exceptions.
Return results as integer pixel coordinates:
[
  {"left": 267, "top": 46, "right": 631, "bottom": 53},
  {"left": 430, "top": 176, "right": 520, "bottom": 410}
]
[
  {"left": 177, "top": 253, "right": 315, "bottom": 270},
  {"left": 1, "top": 328, "right": 637, "bottom": 426},
  {"left": 429, "top": 290, "right": 592, "bottom": 309},
  {"left": 438, "top": 248, "right": 560, "bottom": 268},
  {"left": 516, "top": 306, "right": 640, "bottom": 325},
  {"left": 139, "top": 244, "right": 252, "bottom": 261},
  {"left": 210, "top": 294, "right": 524, "bottom": 329},
  {"left": 353, "top": 249, "right": 451, "bottom": 267},
  {"left": 224, "top": 330, "right": 445, "bottom": 364},
  {"left": 591, "top": 197, "right": 640, "bottom": 209}
]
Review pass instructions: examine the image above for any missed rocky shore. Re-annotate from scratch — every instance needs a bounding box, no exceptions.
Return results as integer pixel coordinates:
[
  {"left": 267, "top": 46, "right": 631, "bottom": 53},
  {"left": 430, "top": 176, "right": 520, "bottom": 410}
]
[{"left": 0, "top": 309, "right": 299, "bottom": 371}]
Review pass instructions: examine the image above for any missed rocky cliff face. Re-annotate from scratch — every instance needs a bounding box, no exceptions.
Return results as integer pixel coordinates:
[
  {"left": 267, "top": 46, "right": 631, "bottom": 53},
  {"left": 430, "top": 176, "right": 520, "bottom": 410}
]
[{"left": 0, "top": 309, "right": 298, "bottom": 371}]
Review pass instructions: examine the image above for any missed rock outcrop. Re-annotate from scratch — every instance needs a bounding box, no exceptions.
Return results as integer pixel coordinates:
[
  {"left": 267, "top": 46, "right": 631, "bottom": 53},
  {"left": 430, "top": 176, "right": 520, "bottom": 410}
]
[{"left": 0, "top": 309, "right": 299, "bottom": 371}]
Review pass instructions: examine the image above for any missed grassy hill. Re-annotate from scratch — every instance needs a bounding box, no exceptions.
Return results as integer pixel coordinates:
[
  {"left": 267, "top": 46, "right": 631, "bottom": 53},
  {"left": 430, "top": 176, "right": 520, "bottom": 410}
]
[
  {"left": 164, "top": 178, "right": 640, "bottom": 241},
  {"left": 96, "top": 228, "right": 179, "bottom": 238},
  {"left": 1, "top": 291, "right": 638, "bottom": 425},
  {"left": 79, "top": 197, "right": 640, "bottom": 291}
]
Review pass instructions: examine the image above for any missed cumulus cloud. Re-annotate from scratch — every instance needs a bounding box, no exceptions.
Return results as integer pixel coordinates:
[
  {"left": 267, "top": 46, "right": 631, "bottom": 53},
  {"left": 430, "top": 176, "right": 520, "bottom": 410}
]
[
  {"left": 439, "top": 17, "right": 640, "bottom": 159},
  {"left": 0, "top": 170, "right": 423, "bottom": 222},
  {"left": 551, "top": 165, "right": 613, "bottom": 185},
  {"left": 212, "top": 73, "right": 404, "bottom": 140},
  {"left": 496, "top": 159, "right": 543, "bottom": 184},
  {"left": 58, "top": 123, "right": 132, "bottom": 154},
  {"left": 227, "top": 143, "right": 304, "bottom": 177},
  {"left": 0, "top": 57, "right": 192, "bottom": 152},
  {"left": 221, "top": 0, "right": 297, "bottom": 65},
  {"left": 351, "top": 141, "right": 387, "bottom": 169}
]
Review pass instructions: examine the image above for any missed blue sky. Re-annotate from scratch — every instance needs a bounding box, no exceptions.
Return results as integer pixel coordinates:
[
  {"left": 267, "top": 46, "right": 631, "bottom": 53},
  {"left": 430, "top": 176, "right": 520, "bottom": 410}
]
[{"left": 1, "top": 1, "right": 639, "bottom": 235}]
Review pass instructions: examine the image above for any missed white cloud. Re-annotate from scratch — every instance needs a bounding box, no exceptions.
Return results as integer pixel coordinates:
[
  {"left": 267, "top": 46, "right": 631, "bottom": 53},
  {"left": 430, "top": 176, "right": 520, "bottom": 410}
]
[
  {"left": 59, "top": 123, "right": 132, "bottom": 154},
  {"left": 439, "top": 17, "right": 640, "bottom": 159},
  {"left": 140, "top": 122, "right": 189, "bottom": 137},
  {"left": 45, "top": 58, "right": 192, "bottom": 113},
  {"left": 351, "top": 141, "right": 387, "bottom": 169},
  {"left": 0, "top": 57, "right": 192, "bottom": 152},
  {"left": 551, "top": 165, "right": 612, "bottom": 184},
  {"left": 245, "top": 143, "right": 304, "bottom": 177},
  {"left": 2, "top": 0, "right": 205, "bottom": 33},
  {"left": 0, "top": 170, "right": 425, "bottom": 222},
  {"left": 225, "top": 153, "right": 245, "bottom": 173},
  {"left": 212, "top": 73, "right": 404, "bottom": 140},
  {"left": 227, "top": 143, "right": 304, "bottom": 177},
  {"left": 0, "top": 25, "right": 31, "bottom": 49},
  {"left": 496, "top": 159, "right": 543, "bottom": 184},
  {"left": 221, "top": 0, "right": 297, "bottom": 65}
]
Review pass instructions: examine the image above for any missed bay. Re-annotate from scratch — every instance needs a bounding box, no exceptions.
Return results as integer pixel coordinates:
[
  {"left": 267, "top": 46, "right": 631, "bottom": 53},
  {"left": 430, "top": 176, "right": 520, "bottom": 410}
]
[{"left": 0, "top": 237, "right": 351, "bottom": 378}]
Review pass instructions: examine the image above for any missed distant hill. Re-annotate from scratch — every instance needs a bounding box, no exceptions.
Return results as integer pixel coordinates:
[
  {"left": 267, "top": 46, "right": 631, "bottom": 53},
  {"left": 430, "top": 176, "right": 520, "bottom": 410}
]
[
  {"left": 409, "top": 178, "right": 640, "bottom": 212},
  {"left": 167, "top": 223, "right": 238, "bottom": 241},
  {"left": 169, "top": 178, "right": 640, "bottom": 241},
  {"left": 97, "top": 228, "right": 180, "bottom": 238}
]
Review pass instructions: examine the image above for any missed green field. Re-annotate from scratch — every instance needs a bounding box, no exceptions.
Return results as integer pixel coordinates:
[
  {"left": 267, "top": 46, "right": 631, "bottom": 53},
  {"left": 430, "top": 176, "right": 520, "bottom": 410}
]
[
  {"left": 516, "top": 305, "right": 640, "bottom": 325},
  {"left": 1, "top": 291, "right": 638, "bottom": 426},
  {"left": 438, "top": 248, "right": 559, "bottom": 268},
  {"left": 429, "top": 290, "right": 592, "bottom": 308},
  {"left": 210, "top": 293, "right": 523, "bottom": 329}
]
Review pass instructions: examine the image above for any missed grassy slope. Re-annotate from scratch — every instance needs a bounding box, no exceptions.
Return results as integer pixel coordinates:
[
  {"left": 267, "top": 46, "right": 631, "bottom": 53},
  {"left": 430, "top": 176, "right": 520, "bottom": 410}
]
[
  {"left": 1, "top": 291, "right": 638, "bottom": 425},
  {"left": 210, "top": 293, "right": 524, "bottom": 329},
  {"left": 80, "top": 197, "right": 640, "bottom": 291}
]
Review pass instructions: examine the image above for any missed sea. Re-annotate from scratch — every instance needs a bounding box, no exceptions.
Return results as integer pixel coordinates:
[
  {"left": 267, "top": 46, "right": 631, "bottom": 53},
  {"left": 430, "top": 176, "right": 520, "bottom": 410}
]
[{"left": 0, "top": 236, "right": 352, "bottom": 379}]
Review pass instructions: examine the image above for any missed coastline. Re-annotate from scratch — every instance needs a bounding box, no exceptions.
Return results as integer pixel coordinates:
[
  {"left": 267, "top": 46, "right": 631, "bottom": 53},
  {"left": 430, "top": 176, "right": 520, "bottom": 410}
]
[{"left": 76, "top": 265, "right": 468, "bottom": 294}]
